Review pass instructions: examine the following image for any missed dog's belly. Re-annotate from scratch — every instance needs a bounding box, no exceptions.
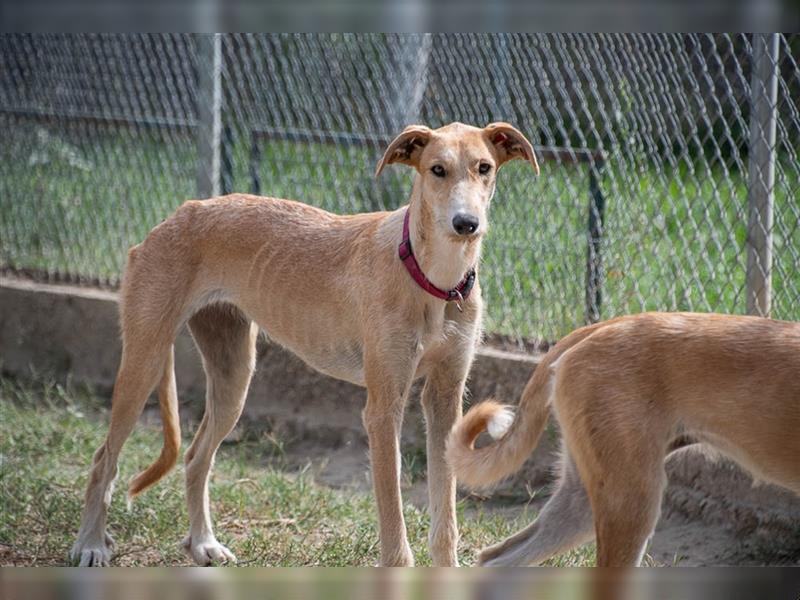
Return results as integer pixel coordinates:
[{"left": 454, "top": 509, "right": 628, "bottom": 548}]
[
  {"left": 284, "top": 341, "right": 441, "bottom": 388},
  {"left": 232, "top": 291, "right": 367, "bottom": 386},
  {"left": 305, "top": 343, "right": 366, "bottom": 386},
  {"left": 234, "top": 290, "right": 456, "bottom": 390},
  {"left": 272, "top": 335, "right": 366, "bottom": 387},
  {"left": 261, "top": 329, "right": 448, "bottom": 389},
  {"left": 693, "top": 430, "right": 800, "bottom": 493}
]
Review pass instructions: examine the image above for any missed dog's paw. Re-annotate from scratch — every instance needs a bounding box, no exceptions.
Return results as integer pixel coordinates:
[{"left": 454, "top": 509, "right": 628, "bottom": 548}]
[
  {"left": 378, "top": 544, "right": 415, "bottom": 567},
  {"left": 182, "top": 535, "right": 237, "bottom": 566},
  {"left": 70, "top": 533, "right": 115, "bottom": 567}
]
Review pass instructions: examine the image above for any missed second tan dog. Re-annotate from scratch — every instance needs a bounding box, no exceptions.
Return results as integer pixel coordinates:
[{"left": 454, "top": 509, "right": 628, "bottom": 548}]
[
  {"left": 70, "top": 121, "right": 539, "bottom": 567},
  {"left": 447, "top": 312, "right": 800, "bottom": 566}
]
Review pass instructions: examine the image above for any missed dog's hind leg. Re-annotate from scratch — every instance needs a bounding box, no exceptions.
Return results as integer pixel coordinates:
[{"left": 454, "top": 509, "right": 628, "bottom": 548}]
[
  {"left": 183, "top": 303, "right": 258, "bottom": 565},
  {"left": 71, "top": 336, "right": 174, "bottom": 566},
  {"left": 589, "top": 459, "right": 665, "bottom": 567},
  {"left": 568, "top": 408, "right": 667, "bottom": 567},
  {"left": 479, "top": 450, "right": 595, "bottom": 566}
]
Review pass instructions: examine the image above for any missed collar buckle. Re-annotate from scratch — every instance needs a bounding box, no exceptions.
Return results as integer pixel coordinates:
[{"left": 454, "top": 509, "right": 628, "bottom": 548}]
[{"left": 451, "top": 289, "right": 465, "bottom": 312}]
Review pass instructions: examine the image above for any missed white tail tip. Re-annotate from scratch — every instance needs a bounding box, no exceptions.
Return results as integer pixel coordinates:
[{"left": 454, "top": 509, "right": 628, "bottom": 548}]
[{"left": 486, "top": 406, "right": 515, "bottom": 440}]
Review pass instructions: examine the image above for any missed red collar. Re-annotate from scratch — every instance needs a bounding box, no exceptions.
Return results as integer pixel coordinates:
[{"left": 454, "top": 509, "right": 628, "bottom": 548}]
[{"left": 398, "top": 209, "right": 476, "bottom": 305}]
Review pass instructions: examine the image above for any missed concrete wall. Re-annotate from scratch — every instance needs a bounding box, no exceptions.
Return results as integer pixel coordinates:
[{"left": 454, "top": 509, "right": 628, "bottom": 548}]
[{"left": 2, "top": 275, "right": 799, "bottom": 555}]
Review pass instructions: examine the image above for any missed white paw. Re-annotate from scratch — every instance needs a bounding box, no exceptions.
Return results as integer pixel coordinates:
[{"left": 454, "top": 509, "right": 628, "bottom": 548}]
[
  {"left": 182, "top": 535, "right": 237, "bottom": 566},
  {"left": 71, "top": 532, "right": 115, "bottom": 567}
]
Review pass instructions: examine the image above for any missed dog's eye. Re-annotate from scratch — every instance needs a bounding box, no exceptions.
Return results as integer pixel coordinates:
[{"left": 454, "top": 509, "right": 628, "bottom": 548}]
[
  {"left": 479, "top": 163, "right": 492, "bottom": 175},
  {"left": 431, "top": 165, "right": 446, "bottom": 178}
]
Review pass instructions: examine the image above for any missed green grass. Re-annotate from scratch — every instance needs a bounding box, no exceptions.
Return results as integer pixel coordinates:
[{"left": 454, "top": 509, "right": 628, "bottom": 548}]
[
  {"left": 0, "top": 376, "right": 598, "bottom": 567},
  {"left": 1, "top": 127, "right": 798, "bottom": 341}
]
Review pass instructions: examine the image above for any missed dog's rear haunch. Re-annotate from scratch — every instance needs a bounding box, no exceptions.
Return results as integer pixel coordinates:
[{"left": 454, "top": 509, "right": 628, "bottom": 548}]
[{"left": 447, "top": 312, "right": 800, "bottom": 567}]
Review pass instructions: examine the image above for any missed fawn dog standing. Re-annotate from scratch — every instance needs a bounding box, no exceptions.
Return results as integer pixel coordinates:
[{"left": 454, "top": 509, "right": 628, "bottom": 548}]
[
  {"left": 448, "top": 312, "right": 800, "bottom": 567},
  {"left": 70, "top": 122, "right": 539, "bottom": 566}
]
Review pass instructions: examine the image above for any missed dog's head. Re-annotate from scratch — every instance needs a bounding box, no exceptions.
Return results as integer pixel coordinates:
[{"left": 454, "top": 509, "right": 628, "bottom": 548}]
[{"left": 375, "top": 122, "right": 538, "bottom": 241}]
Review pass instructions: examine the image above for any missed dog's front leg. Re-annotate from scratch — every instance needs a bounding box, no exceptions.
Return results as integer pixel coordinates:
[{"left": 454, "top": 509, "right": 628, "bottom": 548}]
[
  {"left": 362, "top": 342, "right": 418, "bottom": 567},
  {"left": 420, "top": 355, "right": 471, "bottom": 566}
]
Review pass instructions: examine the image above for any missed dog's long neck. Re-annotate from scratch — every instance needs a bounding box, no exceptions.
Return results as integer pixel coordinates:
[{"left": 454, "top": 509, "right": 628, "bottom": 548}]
[{"left": 407, "top": 181, "right": 483, "bottom": 291}]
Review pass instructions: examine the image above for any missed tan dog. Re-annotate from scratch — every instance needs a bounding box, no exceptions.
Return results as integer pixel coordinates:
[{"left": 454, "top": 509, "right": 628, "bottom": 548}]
[
  {"left": 70, "top": 122, "right": 539, "bottom": 567},
  {"left": 448, "top": 312, "right": 800, "bottom": 567}
]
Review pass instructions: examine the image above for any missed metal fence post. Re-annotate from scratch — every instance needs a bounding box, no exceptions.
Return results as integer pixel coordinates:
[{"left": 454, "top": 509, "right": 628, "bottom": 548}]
[
  {"left": 585, "top": 159, "right": 606, "bottom": 324},
  {"left": 221, "top": 121, "right": 233, "bottom": 195},
  {"left": 249, "top": 130, "right": 261, "bottom": 196},
  {"left": 745, "top": 33, "right": 779, "bottom": 317},
  {"left": 196, "top": 33, "right": 222, "bottom": 199}
]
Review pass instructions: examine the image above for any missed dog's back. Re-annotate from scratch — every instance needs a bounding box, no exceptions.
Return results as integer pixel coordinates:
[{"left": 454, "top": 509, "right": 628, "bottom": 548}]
[{"left": 118, "top": 194, "right": 395, "bottom": 384}]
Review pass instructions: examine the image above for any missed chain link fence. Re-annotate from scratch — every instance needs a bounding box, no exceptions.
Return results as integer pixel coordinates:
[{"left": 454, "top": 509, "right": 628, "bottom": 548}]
[{"left": 1, "top": 34, "right": 798, "bottom": 346}]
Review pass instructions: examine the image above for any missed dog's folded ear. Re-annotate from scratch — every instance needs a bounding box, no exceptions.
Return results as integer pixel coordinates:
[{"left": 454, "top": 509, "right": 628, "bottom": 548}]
[
  {"left": 484, "top": 123, "right": 539, "bottom": 175},
  {"left": 375, "top": 125, "right": 433, "bottom": 177}
]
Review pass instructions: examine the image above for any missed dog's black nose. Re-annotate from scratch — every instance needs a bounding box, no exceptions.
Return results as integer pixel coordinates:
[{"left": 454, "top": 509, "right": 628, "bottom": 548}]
[{"left": 452, "top": 213, "right": 480, "bottom": 236}]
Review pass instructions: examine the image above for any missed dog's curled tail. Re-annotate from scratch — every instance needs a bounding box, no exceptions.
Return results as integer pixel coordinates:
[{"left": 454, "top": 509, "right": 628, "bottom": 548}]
[
  {"left": 446, "top": 323, "right": 604, "bottom": 490},
  {"left": 127, "top": 347, "right": 181, "bottom": 503}
]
